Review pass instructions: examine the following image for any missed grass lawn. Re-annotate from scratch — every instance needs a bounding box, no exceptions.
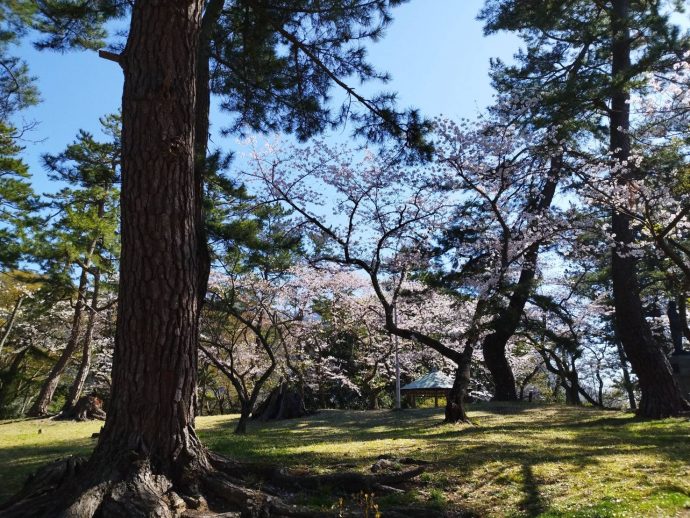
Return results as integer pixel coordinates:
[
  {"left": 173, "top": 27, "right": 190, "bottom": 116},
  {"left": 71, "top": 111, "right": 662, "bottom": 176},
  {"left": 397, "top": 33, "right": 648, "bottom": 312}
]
[{"left": 1, "top": 403, "right": 690, "bottom": 516}]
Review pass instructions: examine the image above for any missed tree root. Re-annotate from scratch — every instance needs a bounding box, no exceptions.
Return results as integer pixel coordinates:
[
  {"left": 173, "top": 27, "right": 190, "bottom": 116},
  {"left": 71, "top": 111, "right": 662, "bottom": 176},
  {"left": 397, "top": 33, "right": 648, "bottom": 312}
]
[
  {"left": 0, "top": 451, "right": 427, "bottom": 517},
  {"left": 207, "top": 451, "right": 425, "bottom": 493}
]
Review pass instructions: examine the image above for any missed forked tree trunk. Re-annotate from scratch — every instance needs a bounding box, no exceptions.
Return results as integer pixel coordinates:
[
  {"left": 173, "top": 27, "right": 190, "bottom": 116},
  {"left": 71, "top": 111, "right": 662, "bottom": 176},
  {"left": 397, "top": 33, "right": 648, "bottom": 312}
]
[
  {"left": 28, "top": 260, "right": 91, "bottom": 417},
  {"left": 609, "top": 0, "right": 688, "bottom": 418},
  {"left": 62, "top": 269, "right": 101, "bottom": 413}
]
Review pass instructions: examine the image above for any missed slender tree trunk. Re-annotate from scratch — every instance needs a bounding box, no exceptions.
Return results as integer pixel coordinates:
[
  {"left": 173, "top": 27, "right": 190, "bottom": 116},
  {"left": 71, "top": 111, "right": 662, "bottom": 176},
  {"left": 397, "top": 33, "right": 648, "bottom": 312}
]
[
  {"left": 28, "top": 260, "right": 92, "bottom": 417},
  {"left": 518, "top": 362, "right": 542, "bottom": 401},
  {"left": 62, "top": 269, "right": 101, "bottom": 413},
  {"left": 616, "top": 340, "right": 637, "bottom": 410},
  {"left": 0, "top": 294, "right": 24, "bottom": 357},
  {"left": 596, "top": 365, "right": 604, "bottom": 406},
  {"left": 198, "top": 371, "right": 208, "bottom": 417},
  {"left": 193, "top": 0, "right": 223, "bottom": 307},
  {"left": 609, "top": 0, "right": 688, "bottom": 418},
  {"left": 678, "top": 293, "right": 690, "bottom": 344},
  {"left": 90, "top": 0, "right": 207, "bottom": 479}
]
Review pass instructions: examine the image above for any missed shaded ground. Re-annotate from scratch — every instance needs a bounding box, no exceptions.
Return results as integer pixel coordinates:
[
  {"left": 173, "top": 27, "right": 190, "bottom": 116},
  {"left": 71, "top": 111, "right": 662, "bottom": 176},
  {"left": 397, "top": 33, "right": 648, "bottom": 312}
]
[{"left": 1, "top": 403, "right": 690, "bottom": 516}]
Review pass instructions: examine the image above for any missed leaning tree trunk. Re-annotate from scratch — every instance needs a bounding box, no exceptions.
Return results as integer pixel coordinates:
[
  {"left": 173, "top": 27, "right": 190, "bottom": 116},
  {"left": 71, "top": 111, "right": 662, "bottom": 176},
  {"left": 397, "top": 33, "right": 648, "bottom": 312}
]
[
  {"left": 62, "top": 268, "right": 101, "bottom": 413},
  {"left": 609, "top": 0, "right": 688, "bottom": 418},
  {"left": 482, "top": 155, "right": 561, "bottom": 401},
  {"left": 28, "top": 259, "right": 91, "bottom": 417}
]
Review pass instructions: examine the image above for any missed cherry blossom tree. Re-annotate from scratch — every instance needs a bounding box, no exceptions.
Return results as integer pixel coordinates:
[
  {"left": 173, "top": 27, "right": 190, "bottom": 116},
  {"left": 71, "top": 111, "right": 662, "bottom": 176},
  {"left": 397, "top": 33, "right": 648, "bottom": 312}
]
[
  {"left": 243, "top": 139, "right": 484, "bottom": 422},
  {"left": 433, "top": 115, "right": 569, "bottom": 400}
]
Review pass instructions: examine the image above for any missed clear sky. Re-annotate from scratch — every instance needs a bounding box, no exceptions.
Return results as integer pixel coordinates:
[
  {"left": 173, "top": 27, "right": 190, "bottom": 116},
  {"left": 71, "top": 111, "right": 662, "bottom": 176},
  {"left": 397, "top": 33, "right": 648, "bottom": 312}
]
[{"left": 14, "top": 0, "right": 520, "bottom": 195}]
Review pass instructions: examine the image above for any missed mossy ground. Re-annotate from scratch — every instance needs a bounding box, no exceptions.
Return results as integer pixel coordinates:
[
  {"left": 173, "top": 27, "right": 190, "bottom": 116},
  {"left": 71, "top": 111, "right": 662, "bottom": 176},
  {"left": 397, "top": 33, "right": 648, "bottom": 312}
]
[{"left": 1, "top": 403, "right": 689, "bottom": 516}]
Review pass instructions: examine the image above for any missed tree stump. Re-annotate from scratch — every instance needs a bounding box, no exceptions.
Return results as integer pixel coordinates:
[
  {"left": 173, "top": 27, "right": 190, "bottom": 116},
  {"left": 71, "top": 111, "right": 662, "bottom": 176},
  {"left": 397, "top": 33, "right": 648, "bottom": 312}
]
[
  {"left": 252, "top": 383, "right": 308, "bottom": 421},
  {"left": 56, "top": 395, "right": 106, "bottom": 421}
]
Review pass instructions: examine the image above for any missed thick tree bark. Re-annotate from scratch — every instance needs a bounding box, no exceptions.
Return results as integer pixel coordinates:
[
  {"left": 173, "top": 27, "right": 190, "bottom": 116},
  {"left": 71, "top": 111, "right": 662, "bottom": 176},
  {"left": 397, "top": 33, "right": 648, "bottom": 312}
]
[
  {"left": 62, "top": 268, "right": 101, "bottom": 413},
  {"left": 4, "top": 2, "right": 435, "bottom": 513},
  {"left": 28, "top": 260, "right": 91, "bottom": 417},
  {"left": 90, "top": 0, "right": 207, "bottom": 476},
  {"left": 482, "top": 155, "right": 561, "bottom": 401},
  {"left": 609, "top": 0, "right": 688, "bottom": 418}
]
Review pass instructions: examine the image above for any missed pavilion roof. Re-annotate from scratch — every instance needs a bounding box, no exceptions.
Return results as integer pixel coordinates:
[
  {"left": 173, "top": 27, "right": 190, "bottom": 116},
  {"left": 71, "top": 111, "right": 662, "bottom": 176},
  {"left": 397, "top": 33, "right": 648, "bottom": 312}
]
[{"left": 401, "top": 370, "right": 454, "bottom": 391}]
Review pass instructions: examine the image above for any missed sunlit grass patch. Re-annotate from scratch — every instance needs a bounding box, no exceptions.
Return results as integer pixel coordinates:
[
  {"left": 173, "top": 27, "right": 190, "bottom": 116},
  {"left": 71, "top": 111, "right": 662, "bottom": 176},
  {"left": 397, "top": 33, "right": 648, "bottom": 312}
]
[{"left": 1, "top": 405, "right": 690, "bottom": 516}]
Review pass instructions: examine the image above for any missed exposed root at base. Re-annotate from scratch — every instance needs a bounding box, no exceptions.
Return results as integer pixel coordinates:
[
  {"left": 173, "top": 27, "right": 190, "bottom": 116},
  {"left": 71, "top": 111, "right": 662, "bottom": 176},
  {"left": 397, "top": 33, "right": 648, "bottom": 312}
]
[{"left": 0, "top": 451, "right": 427, "bottom": 517}]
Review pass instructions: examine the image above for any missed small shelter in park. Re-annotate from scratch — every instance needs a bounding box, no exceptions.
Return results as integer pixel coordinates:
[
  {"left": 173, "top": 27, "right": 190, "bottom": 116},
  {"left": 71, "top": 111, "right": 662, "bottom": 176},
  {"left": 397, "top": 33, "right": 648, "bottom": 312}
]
[{"left": 401, "top": 370, "right": 454, "bottom": 408}]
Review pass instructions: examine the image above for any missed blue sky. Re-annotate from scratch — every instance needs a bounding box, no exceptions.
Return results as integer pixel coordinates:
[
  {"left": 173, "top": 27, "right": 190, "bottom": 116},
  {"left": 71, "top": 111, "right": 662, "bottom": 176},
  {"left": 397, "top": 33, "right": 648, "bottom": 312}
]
[{"left": 14, "top": 0, "right": 520, "bottom": 195}]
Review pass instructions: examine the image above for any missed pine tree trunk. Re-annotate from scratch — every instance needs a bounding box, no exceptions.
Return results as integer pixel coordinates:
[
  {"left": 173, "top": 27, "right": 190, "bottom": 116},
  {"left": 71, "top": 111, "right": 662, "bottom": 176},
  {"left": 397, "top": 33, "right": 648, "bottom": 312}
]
[
  {"left": 89, "top": 0, "right": 207, "bottom": 476},
  {"left": 564, "top": 381, "right": 581, "bottom": 406},
  {"left": 62, "top": 269, "right": 101, "bottom": 413},
  {"left": 28, "top": 260, "right": 91, "bottom": 417},
  {"left": 609, "top": 0, "right": 688, "bottom": 418},
  {"left": 193, "top": 0, "right": 223, "bottom": 307}
]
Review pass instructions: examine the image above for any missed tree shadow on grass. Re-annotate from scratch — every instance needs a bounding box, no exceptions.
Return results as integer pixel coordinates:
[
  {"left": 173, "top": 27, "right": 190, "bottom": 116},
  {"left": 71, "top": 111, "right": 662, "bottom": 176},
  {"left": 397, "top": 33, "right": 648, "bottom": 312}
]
[
  {"left": 0, "top": 436, "right": 97, "bottom": 504},
  {"left": 519, "top": 463, "right": 547, "bottom": 517}
]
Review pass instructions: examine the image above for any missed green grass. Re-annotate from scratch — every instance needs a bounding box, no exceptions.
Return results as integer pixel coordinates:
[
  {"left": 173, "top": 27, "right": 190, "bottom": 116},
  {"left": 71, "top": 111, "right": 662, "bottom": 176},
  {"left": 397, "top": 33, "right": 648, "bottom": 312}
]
[{"left": 1, "top": 404, "right": 690, "bottom": 516}]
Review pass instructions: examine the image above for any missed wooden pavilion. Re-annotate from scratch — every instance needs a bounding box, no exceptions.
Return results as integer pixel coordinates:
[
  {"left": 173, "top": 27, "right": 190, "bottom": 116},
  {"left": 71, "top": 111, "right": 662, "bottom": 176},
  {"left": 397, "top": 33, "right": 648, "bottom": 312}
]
[{"left": 401, "top": 370, "right": 454, "bottom": 408}]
